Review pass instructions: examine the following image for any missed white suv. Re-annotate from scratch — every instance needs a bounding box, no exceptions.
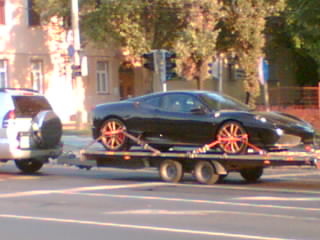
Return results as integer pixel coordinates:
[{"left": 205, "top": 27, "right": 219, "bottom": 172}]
[{"left": 0, "top": 88, "right": 62, "bottom": 173}]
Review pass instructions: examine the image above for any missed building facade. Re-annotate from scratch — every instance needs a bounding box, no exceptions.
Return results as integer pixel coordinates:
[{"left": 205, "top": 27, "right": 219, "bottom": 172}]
[
  {"left": 0, "top": 0, "right": 298, "bottom": 127},
  {"left": 0, "top": 0, "right": 138, "bottom": 125}
]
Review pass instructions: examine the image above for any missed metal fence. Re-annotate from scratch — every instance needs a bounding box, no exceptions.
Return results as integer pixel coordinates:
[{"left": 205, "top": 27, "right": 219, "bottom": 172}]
[
  {"left": 268, "top": 86, "right": 319, "bottom": 109},
  {"left": 261, "top": 86, "right": 320, "bottom": 129}
]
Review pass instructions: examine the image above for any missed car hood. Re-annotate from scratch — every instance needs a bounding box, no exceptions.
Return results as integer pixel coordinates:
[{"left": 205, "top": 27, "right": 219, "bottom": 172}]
[{"left": 254, "top": 111, "right": 314, "bottom": 131}]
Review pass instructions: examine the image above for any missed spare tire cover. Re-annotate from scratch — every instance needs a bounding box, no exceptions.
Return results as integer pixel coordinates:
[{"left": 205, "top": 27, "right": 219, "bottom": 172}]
[{"left": 32, "top": 110, "right": 62, "bottom": 149}]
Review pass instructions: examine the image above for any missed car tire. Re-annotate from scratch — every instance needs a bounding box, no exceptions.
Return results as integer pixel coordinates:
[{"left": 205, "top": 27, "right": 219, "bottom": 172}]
[
  {"left": 216, "top": 121, "right": 248, "bottom": 154},
  {"left": 100, "top": 118, "right": 130, "bottom": 151},
  {"left": 240, "top": 167, "right": 264, "bottom": 183},
  {"left": 15, "top": 159, "right": 44, "bottom": 174},
  {"left": 159, "top": 159, "right": 184, "bottom": 183},
  {"left": 31, "top": 110, "right": 62, "bottom": 149},
  {"left": 194, "top": 160, "right": 220, "bottom": 185}
]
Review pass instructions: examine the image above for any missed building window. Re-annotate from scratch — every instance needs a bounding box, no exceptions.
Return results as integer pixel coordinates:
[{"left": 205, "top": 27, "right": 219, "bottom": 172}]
[
  {"left": 30, "top": 60, "right": 43, "bottom": 92},
  {"left": 96, "top": 61, "right": 109, "bottom": 93},
  {"left": 0, "top": 60, "right": 8, "bottom": 88},
  {"left": 28, "top": 0, "right": 40, "bottom": 26},
  {"left": 0, "top": 0, "right": 5, "bottom": 24}
]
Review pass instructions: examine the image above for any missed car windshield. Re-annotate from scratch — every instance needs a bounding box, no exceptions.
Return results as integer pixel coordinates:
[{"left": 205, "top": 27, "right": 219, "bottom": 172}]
[{"left": 201, "top": 92, "right": 250, "bottom": 111}]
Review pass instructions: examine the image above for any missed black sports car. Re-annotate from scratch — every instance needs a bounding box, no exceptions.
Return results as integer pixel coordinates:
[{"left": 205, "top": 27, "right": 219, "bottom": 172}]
[{"left": 92, "top": 90, "right": 316, "bottom": 154}]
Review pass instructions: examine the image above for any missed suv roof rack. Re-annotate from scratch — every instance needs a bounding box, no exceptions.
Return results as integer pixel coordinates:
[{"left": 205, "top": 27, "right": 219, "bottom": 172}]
[{"left": 0, "top": 88, "right": 39, "bottom": 93}]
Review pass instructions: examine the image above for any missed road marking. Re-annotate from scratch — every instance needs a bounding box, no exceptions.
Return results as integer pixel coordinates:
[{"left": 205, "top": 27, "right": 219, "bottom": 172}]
[
  {"left": 235, "top": 196, "right": 320, "bottom": 201},
  {"left": 0, "top": 174, "right": 39, "bottom": 181},
  {"left": 103, "top": 209, "right": 319, "bottom": 221},
  {"left": 178, "top": 183, "right": 320, "bottom": 195},
  {"left": 0, "top": 182, "right": 169, "bottom": 198},
  {"left": 264, "top": 172, "right": 320, "bottom": 179},
  {"left": 0, "top": 214, "right": 294, "bottom": 240},
  {"left": 70, "top": 192, "right": 320, "bottom": 212},
  {"left": 60, "top": 182, "right": 168, "bottom": 193}
]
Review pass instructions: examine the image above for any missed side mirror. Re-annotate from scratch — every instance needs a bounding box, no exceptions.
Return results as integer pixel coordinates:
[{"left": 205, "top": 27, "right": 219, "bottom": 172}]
[{"left": 190, "top": 106, "right": 206, "bottom": 115}]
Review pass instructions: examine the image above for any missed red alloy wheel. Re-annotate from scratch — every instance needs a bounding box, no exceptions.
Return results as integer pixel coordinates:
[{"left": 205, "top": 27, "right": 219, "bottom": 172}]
[
  {"left": 100, "top": 118, "right": 127, "bottom": 150},
  {"left": 216, "top": 121, "right": 248, "bottom": 154}
]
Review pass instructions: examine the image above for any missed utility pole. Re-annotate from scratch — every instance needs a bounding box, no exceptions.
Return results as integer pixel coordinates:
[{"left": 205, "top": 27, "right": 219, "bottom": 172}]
[
  {"left": 71, "top": 0, "right": 86, "bottom": 128},
  {"left": 218, "top": 54, "right": 223, "bottom": 94}
]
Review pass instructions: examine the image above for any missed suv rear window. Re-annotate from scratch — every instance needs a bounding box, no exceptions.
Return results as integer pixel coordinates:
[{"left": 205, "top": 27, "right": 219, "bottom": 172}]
[{"left": 12, "top": 96, "right": 52, "bottom": 117}]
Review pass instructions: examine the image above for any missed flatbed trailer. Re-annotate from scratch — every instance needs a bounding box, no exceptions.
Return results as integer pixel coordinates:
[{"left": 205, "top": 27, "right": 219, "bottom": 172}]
[{"left": 59, "top": 131, "right": 320, "bottom": 185}]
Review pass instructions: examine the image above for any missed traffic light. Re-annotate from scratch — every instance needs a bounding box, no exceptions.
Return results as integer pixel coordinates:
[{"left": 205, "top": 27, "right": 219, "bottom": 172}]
[
  {"left": 208, "top": 62, "right": 213, "bottom": 74},
  {"left": 142, "top": 52, "right": 155, "bottom": 71},
  {"left": 71, "top": 64, "right": 81, "bottom": 78},
  {"left": 208, "top": 61, "right": 219, "bottom": 79},
  {"left": 164, "top": 51, "right": 177, "bottom": 80},
  {"left": 235, "top": 69, "right": 246, "bottom": 80}
]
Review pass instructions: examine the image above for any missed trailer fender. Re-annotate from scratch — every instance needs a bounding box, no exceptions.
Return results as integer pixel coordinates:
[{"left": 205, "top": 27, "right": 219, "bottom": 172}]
[{"left": 210, "top": 160, "right": 227, "bottom": 175}]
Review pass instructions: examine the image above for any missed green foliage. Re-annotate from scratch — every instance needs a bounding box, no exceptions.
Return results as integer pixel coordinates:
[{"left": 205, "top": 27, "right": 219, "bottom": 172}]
[
  {"left": 82, "top": 0, "right": 187, "bottom": 56},
  {"left": 34, "top": 0, "right": 70, "bottom": 20},
  {"left": 34, "top": 0, "right": 290, "bottom": 103},
  {"left": 174, "top": 0, "right": 222, "bottom": 88},
  {"left": 81, "top": 0, "right": 223, "bottom": 89},
  {"left": 222, "top": 0, "right": 285, "bottom": 106},
  {"left": 285, "top": 0, "right": 320, "bottom": 79}
]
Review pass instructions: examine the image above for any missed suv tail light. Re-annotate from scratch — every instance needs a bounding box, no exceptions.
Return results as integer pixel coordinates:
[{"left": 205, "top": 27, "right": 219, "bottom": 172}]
[{"left": 2, "top": 110, "right": 15, "bottom": 128}]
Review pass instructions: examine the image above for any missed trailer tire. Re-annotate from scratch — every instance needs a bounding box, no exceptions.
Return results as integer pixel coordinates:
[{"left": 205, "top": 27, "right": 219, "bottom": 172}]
[
  {"left": 159, "top": 160, "right": 184, "bottom": 183},
  {"left": 240, "top": 167, "right": 264, "bottom": 183},
  {"left": 218, "top": 173, "right": 228, "bottom": 183},
  {"left": 194, "top": 160, "right": 219, "bottom": 185}
]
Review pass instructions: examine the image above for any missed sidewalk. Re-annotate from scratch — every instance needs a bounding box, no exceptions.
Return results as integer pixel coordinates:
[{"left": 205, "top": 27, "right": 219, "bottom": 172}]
[
  {"left": 63, "top": 123, "right": 91, "bottom": 136},
  {"left": 62, "top": 126, "right": 92, "bottom": 151},
  {"left": 58, "top": 127, "right": 97, "bottom": 168}
]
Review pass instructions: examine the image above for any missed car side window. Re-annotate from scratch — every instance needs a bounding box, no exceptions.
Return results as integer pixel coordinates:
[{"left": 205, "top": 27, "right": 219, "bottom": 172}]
[
  {"left": 160, "top": 94, "right": 203, "bottom": 113},
  {"left": 141, "top": 96, "right": 161, "bottom": 109}
]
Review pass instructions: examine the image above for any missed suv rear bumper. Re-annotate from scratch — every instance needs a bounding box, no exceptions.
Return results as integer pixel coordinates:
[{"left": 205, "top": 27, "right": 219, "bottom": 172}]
[{"left": 0, "top": 140, "right": 62, "bottom": 160}]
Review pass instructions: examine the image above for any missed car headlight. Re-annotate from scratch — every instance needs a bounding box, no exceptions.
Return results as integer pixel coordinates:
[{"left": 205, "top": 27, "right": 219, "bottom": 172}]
[{"left": 276, "top": 128, "right": 284, "bottom": 136}]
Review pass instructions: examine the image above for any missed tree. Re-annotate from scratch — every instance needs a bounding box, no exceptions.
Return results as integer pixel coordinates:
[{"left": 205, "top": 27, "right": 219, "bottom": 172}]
[
  {"left": 83, "top": 0, "right": 223, "bottom": 89},
  {"left": 82, "top": 0, "right": 188, "bottom": 64},
  {"left": 174, "top": 0, "right": 222, "bottom": 89},
  {"left": 222, "top": 0, "right": 285, "bottom": 106},
  {"left": 285, "top": 0, "right": 320, "bottom": 81},
  {"left": 34, "top": 0, "right": 70, "bottom": 23},
  {"left": 35, "top": 0, "right": 222, "bottom": 89},
  {"left": 34, "top": 0, "right": 285, "bottom": 103}
]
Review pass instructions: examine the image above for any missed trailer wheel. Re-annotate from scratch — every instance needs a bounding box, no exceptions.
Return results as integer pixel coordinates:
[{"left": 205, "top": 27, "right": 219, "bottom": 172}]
[
  {"left": 194, "top": 160, "right": 219, "bottom": 185},
  {"left": 218, "top": 173, "right": 228, "bottom": 183},
  {"left": 216, "top": 121, "right": 248, "bottom": 154},
  {"left": 240, "top": 167, "right": 264, "bottom": 183},
  {"left": 159, "top": 160, "right": 184, "bottom": 183},
  {"left": 100, "top": 118, "right": 129, "bottom": 151}
]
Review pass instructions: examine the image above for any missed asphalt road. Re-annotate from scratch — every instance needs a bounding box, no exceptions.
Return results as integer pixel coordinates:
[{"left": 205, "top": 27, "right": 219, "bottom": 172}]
[
  {"left": 0, "top": 135, "right": 319, "bottom": 240},
  {"left": 0, "top": 161, "right": 319, "bottom": 240}
]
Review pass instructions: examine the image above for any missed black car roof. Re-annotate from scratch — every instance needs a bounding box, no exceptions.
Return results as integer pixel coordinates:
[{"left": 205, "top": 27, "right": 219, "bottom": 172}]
[{"left": 128, "top": 90, "right": 211, "bottom": 101}]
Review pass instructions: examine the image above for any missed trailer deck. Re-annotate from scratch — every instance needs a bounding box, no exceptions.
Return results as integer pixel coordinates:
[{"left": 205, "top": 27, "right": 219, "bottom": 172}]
[{"left": 58, "top": 130, "right": 320, "bottom": 185}]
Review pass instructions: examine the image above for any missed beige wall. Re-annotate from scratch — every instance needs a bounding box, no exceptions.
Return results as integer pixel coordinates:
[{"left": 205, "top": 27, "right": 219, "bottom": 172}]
[{"left": 0, "top": 0, "right": 121, "bottom": 124}]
